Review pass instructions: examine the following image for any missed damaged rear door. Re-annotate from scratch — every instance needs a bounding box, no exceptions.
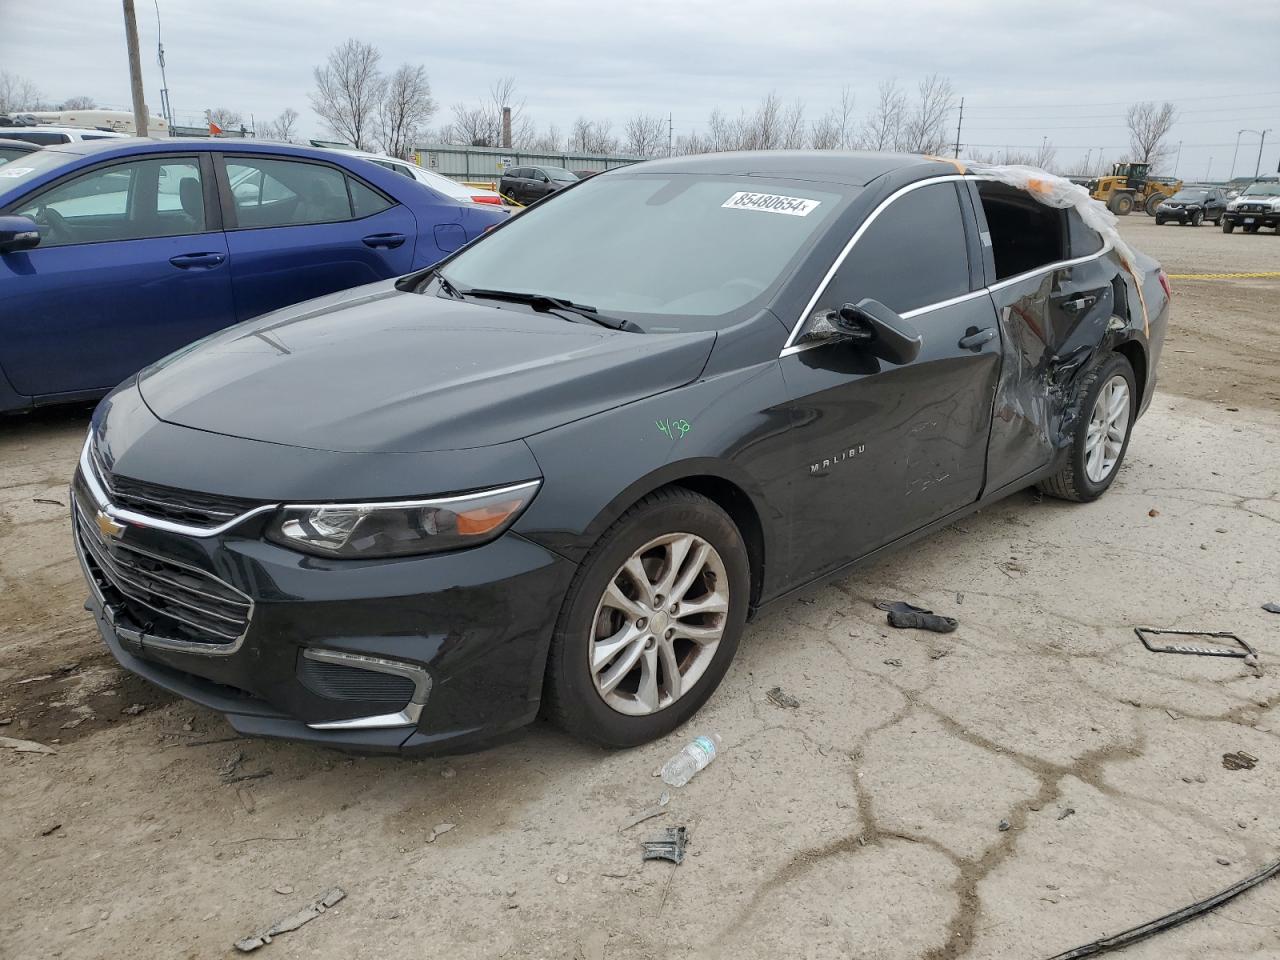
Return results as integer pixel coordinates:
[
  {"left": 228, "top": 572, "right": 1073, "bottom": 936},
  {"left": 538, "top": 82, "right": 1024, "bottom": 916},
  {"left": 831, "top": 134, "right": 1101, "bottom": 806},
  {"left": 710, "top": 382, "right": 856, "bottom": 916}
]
[{"left": 971, "top": 182, "right": 1117, "bottom": 493}]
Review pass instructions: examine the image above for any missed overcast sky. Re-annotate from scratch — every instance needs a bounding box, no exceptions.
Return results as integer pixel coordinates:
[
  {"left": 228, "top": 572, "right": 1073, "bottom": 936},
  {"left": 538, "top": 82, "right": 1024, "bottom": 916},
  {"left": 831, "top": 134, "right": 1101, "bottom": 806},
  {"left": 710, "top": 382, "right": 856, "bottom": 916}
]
[{"left": 3, "top": 0, "right": 1278, "bottom": 179}]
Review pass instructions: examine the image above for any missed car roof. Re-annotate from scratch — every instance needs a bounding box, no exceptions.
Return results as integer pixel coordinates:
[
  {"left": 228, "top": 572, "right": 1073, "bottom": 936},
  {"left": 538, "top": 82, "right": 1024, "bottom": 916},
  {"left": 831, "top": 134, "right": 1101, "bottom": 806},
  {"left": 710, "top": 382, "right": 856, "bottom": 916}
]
[
  {"left": 619, "top": 150, "right": 957, "bottom": 187},
  {"left": 42, "top": 137, "right": 368, "bottom": 160},
  {"left": 0, "top": 126, "right": 129, "bottom": 137}
]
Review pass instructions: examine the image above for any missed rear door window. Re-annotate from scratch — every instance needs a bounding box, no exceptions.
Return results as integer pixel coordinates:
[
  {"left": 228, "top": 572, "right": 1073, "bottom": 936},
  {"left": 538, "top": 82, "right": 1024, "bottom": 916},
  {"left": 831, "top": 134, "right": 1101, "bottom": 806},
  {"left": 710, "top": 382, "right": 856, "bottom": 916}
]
[
  {"left": 819, "top": 182, "right": 971, "bottom": 316},
  {"left": 1067, "top": 208, "right": 1104, "bottom": 257},
  {"left": 977, "top": 182, "right": 1068, "bottom": 280},
  {"left": 223, "top": 156, "right": 386, "bottom": 228}
]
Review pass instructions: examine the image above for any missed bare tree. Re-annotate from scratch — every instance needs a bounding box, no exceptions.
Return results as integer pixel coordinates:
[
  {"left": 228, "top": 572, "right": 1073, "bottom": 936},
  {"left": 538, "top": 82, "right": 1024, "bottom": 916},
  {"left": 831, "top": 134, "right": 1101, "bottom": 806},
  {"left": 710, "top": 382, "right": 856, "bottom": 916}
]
[
  {"left": 899, "top": 74, "right": 954, "bottom": 154},
  {"left": 311, "top": 39, "right": 385, "bottom": 149},
  {"left": 810, "top": 86, "right": 855, "bottom": 150},
  {"left": 1034, "top": 139, "right": 1058, "bottom": 172},
  {"left": 525, "top": 123, "right": 563, "bottom": 153},
  {"left": 58, "top": 95, "right": 98, "bottom": 111},
  {"left": 570, "top": 117, "right": 618, "bottom": 154},
  {"left": 0, "top": 71, "right": 44, "bottom": 113},
  {"left": 624, "top": 114, "right": 667, "bottom": 157},
  {"left": 857, "top": 80, "right": 908, "bottom": 151},
  {"left": 440, "top": 77, "right": 535, "bottom": 148},
  {"left": 259, "top": 107, "right": 300, "bottom": 142},
  {"left": 378, "top": 64, "right": 436, "bottom": 158},
  {"left": 1126, "top": 101, "right": 1177, "bottom": 170},
  {"left": 208, "top": 107, "right": 244, "bottom": 132}
]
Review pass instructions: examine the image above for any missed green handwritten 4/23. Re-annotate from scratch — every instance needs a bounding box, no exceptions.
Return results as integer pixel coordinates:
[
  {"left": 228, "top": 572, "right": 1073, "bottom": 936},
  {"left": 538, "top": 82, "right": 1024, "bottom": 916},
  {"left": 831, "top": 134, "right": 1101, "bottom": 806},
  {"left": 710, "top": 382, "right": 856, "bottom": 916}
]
[{"left": 656, "top": 418, "right": 691, "bottom": 440}]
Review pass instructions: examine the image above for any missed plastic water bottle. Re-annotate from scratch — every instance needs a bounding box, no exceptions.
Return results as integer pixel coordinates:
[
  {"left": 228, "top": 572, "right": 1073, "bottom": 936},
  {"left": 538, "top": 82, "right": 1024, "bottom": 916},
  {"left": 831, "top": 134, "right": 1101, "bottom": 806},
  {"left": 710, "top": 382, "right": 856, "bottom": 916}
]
[{"left": 661, "top": 734, "right": 722, "bottom": 787}]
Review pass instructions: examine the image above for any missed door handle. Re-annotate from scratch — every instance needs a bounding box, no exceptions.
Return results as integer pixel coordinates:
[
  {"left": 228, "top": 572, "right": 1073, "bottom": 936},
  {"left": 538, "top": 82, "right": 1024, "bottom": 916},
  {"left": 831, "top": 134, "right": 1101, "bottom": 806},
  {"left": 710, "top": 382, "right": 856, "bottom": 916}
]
[
  {"left": 958, "top": 326, "right": 996, "bottom": 351},
  {"left": 169, "top": 252, "right": 225, "bottom": 269},
  {"left": 1061, "top": 294, "right": 1097, "bottom": 315},
  {"left": 362, "top": 233, "right": 406, "bottom": 249}
]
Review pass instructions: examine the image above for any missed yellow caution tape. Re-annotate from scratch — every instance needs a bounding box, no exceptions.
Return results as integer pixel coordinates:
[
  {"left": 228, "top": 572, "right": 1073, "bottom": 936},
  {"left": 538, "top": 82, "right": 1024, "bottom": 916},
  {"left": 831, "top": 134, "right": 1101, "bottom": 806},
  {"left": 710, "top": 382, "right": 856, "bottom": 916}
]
[{"left": 1166, "top": 271, "right": 1280, "bottom": 280}]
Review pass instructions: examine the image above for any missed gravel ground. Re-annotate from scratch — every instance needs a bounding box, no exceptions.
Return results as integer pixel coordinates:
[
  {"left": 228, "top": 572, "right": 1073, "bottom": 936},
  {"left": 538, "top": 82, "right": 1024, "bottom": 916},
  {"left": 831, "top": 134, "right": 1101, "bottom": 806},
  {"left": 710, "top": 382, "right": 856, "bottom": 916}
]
[{"left": 1, "top": 217, "right": 1277, "bottom": 960}]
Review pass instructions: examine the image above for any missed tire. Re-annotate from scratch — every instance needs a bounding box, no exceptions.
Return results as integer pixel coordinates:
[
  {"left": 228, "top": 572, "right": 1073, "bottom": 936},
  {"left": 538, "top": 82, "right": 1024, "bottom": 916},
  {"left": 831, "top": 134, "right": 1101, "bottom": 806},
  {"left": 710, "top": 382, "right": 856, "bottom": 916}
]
[
  {"left": 541, "top": 487, "right": 750, "bottom": 747},
  {"left": 1191, "top": 210, "right": 1203, "bottom": 226},
  {"left": 1038, "top": 353, "right": 1138, "bottom": 503},
  {"left": 1155, "top": 217, "right": 1165, "bottom": 226},
  {"left": 1144, "top": 194, "right": 1165, "bottom": 216},
  {"left": 1244, "top": 224, "right": 1259, "bottom": 234},
  {"left": 1223, "top": 220, "right": 1235, "bottom": 234},
  {"left": 1109, "top": 193, "right": 1134, "bottom": 216}
]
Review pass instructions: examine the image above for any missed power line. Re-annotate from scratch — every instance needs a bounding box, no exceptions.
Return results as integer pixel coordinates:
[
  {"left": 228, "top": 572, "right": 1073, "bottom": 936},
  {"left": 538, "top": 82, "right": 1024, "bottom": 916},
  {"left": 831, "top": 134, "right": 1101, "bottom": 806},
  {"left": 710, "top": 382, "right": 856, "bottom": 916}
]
[
  {"left": 964, "top": 103, "right": 1280, "bottom": 121},
  {"left": 945, "top": 89, "right": 1280, "bottom": 110},
  {"left": 965, "top": 115, "right": 1280, "bottom": 131}
]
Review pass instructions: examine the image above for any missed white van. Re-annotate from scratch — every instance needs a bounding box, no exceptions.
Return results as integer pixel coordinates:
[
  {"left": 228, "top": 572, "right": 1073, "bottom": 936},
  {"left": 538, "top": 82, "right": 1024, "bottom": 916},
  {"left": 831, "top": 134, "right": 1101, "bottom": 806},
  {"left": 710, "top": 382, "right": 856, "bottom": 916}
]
[{"left": 0, "top": 126, "right": 131, "bottom": 146}]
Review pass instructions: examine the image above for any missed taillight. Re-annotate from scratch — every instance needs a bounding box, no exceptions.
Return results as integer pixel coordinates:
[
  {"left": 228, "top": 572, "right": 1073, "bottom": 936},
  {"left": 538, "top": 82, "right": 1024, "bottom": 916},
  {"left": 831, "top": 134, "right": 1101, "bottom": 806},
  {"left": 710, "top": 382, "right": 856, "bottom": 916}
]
[
  {"left": 471, "top": 195, "right": 502, "bottom": 205},
  {"left": 1158, "top": 270, "right": 1171, "bottom": 298}
]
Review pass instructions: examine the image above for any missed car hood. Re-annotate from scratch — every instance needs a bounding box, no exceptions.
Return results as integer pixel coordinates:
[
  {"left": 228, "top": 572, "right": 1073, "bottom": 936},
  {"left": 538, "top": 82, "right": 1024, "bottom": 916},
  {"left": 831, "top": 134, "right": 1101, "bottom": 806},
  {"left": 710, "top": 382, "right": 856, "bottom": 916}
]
[{"left": 138, "top": 282, "right": 716, "bottom": 454}]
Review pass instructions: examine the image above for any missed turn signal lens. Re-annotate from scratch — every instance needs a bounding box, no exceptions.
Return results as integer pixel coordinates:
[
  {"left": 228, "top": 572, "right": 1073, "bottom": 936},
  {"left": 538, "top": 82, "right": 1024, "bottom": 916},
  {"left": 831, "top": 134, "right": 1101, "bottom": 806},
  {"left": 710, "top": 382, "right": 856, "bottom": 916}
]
[
  {"left": 1158, "top": 270, "right": 1171, "bottom": 298},
  {"left": 266, "top": 481, "right": 541, "bottom": 559}
]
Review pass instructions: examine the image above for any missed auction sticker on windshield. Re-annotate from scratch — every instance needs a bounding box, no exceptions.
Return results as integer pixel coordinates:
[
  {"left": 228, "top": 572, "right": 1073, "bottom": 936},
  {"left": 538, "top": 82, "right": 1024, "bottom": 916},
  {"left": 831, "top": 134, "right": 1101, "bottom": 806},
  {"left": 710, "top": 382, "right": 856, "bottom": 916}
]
[
  {"left": 722, "top": 191, "right": 820, "bottom": 216},
  {"left": 0, "top": 167, "right": 36, "bottom": 178}
]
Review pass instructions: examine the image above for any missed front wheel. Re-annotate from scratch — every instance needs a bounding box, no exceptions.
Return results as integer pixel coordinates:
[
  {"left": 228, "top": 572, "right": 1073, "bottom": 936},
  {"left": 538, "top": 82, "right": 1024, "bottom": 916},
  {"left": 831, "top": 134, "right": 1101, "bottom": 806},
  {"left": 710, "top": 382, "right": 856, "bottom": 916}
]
[
  {"left": 542, "top": 488, "right": 750, "bottom": 747},
  {"left": 1223, "top": 220, "right": 1235, "bottom": 233},
  {"left": 1039, "top": 353, "right": 1137, "bottom": 503},
  {"left": 1155, "top": 217, "right": 1166, "bottom": 226},
  {"left": 1191, "top": 210, "right": 1203, "bottom": 226},
  {"left": 1109, "top": 193, "right": 1135, "bottom": 216}
]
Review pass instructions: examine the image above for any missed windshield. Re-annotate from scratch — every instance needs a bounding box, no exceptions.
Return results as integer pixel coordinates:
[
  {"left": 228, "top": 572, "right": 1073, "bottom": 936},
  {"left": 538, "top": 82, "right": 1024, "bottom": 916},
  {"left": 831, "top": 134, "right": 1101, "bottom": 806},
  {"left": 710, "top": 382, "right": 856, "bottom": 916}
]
[
  {"left": 1242, "top": 181, "right": 1280, "bottom": 196},
  {"left": 0, "top": 146, "right": 78, "bottom": 195},
  {"left": 1172, "top": 189, "right": 1209, "bottom": 200},
  {"left": 440, "top": 173, "right": 850, "bottom": 331},
  {"left": 542, "top": 167, "right": 578, "bottom": 182}
]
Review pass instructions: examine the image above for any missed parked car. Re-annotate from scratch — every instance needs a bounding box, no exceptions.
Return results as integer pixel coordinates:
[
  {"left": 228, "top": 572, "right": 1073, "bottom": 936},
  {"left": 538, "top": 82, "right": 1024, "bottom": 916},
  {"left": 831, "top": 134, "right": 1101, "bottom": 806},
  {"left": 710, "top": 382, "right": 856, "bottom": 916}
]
[
  {"left": 1222, "top": 176, "right": 1280, "bottom": 233},
  {"left": 71, "top": 152, "right": 1168, "bottom": 753},
  {"left": 0, "top": 125, "right": 130, "bottom": 145},
  {"left": 0, "top": 137, "right": 506, "bottom": 412},
  {"left": 499, "top": 164, "right": 579, "bottom": 204},
  {"left": 1155, "top": 187, "right": 1227, "bottom": 226},
  {"left": 0, "top": 138, "right": 41, "bottom": 166},
  {"left": 333, "top": 149, "right": 508, "bottom": 208}
]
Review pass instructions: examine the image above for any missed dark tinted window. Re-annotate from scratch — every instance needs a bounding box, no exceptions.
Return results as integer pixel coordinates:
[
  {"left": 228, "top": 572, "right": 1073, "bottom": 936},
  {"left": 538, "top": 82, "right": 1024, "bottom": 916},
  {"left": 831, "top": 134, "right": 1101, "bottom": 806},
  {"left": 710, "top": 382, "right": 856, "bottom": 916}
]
[
  {"left": 348, "top": 177, "right": 392, "bottom": 217},
  {"left": 224, "top": 156, "right": 353, "bottom": 228},
  {"left": 1068, "top": 208, "right": 1104, "bottom": 257},
  {"left": 15, "top": 157, "right": 206, "bottom": 247},
  {"left": 977, "top": 182, "right": 1067, "bottom": 280},
  {"left": 822, "top": 182, "right": 970, "bottom": 315}
]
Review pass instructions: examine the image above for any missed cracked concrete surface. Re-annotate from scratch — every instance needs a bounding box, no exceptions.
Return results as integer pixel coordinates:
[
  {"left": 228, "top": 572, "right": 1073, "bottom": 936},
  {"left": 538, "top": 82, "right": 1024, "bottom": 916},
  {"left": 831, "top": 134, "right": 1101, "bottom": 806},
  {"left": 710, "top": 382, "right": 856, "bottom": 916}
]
[{"left": 1, "top": 220, "right": 1278, "bottom": 959}]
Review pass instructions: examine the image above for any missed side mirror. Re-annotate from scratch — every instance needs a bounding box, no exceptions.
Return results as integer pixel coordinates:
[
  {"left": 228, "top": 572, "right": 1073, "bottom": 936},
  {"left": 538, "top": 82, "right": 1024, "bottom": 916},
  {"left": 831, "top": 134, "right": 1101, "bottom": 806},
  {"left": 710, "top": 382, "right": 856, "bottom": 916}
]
[
  {"left": 831, "top": 299, "right": 923, "bottom": 365},
  {"left": 0, "top": 215, "right": 41, "bottom": 254}
]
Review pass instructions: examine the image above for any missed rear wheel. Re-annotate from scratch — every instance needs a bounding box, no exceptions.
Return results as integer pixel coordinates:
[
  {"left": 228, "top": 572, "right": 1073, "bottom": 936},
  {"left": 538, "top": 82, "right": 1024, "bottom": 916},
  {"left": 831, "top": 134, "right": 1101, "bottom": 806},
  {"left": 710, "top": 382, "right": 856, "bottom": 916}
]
[
  {"left": 542, "top": 488, "right": 749, "bottom": 747},
  {"left": 1109, "top": 193, "right": 1135, "bottom": 216},
  {"left": 1039, "top": 353, "right": 1137, "bottom": 503}
]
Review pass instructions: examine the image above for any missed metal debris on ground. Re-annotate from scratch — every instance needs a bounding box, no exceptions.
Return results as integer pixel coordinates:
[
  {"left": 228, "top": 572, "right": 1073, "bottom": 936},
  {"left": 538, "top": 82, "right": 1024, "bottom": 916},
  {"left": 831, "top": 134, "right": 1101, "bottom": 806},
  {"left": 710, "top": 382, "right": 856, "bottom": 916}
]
[
  {"left": 40, "top": 823, "right": 62, "bottom": 836},
  {"left": 1134, "top": 627, "right": 1256, "bottom": 660},
  {"left": 1057, "top": 807, "right": 1076, "bottom": 821},
  {"left": 426, "top": 822, "right": 455, "bottom": 843},
  {"left": 875, "top": 600, "right": 958, "bottom": 633},
  {"left": 122, "top": 703, "right": 147, "bottom": 715},
  {"left": 32, "top": 497, "right": 64, "bottom": 506},
  {"left": 766, "top": 686, "right": 800, "bottom": 709},
  {"left": 1263, "top": 602, "right": 1280, "bottom": 615},
  {"left": 1222, "top": 751, "right": 1258, "bottom": 771},
  {"left": 233, "top": 887, "right": 346, "bottom": 953},
  {"left": 998, "top": 819, "right": 1011, "bottom": 832},
  {"left": 0, "top": 735, "right": 56, "bottom": 755},
  {"left": 1042, "top": 858, "right": 1280, "bottom": 960},
  {"left": 619, "top": 792, "right": 671, "bottom": 832},
  {"left": 224, "top": 770, "right": 273, "bottom": 785},
  {"left": 642, "top": 826, "right": 689, "bottom": 865},
  {"left": 883, "top": 658, "right": 903, "bottom": 667}
]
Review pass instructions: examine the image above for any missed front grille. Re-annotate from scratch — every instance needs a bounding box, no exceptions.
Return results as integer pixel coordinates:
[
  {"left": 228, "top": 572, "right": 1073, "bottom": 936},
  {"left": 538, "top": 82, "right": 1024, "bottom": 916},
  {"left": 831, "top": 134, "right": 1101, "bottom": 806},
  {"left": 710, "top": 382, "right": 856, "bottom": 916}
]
[
  {"left": 91, "top": 440, "right": 260, "bottom": 528},
  {"left": 298, "top": 657, "right": 415, "bottom": 703},
  {"left": 74, "top": 499, "right": 252, "bottom": 647},
  {"left": 1240, "top": 203, "right": 1269, "bottom": 214}
]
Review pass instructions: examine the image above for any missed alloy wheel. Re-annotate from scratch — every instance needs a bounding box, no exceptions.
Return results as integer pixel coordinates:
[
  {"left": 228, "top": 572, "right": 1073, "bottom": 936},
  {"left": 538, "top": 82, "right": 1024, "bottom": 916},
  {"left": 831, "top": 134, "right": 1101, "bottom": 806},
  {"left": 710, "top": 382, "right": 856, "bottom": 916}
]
[
  {"left": 1084, "top": 375, "right": 1131, "bottom": 483},
  {"left": 589, "top": 532, "right": 729, "bottom": 716}
]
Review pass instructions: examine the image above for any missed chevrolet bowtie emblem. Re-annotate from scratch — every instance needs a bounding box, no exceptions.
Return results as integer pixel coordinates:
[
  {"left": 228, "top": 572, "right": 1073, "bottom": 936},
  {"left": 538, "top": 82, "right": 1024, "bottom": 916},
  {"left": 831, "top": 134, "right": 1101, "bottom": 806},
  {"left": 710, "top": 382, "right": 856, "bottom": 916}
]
[{"left": 95, "top": 510, "right": 126, "bottom": 539}]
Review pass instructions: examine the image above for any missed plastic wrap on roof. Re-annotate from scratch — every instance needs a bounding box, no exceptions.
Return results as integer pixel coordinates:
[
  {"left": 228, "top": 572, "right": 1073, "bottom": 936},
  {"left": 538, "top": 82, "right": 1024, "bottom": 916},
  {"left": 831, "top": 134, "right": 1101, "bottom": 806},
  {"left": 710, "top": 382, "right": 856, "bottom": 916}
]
[{"left": 968, "top": 163, "right": 1149, "bottom": 333}]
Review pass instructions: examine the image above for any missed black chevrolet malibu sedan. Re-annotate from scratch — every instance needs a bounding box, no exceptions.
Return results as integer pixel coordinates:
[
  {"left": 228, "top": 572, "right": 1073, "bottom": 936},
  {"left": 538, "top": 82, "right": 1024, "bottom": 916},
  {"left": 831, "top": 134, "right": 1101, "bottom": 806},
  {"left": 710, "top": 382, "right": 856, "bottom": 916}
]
[{"left": 73, "top": 152, "right": 1169, "bottom": 752}]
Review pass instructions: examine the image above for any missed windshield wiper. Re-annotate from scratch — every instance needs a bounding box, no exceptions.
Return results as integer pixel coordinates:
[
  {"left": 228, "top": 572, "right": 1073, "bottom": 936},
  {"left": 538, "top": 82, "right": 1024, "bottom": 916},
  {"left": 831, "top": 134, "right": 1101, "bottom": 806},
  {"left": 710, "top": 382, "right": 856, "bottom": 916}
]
[
  {"left": 460, "top": 287, "right": 641, "bottom": 332},
  {"left": 425, "top": 269, "right": 463, "bottom": 300}
]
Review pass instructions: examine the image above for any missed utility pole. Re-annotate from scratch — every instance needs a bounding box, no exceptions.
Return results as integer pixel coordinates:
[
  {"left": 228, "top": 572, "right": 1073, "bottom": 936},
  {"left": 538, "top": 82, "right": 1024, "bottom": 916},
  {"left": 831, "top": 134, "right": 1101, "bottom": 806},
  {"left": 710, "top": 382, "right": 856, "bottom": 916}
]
[
  {"left": 953, "top": 96, "right": 963, "bottom": 158},
  {"left": 1255, "top": 129, "right": 1271, "bottom": 177},
  {"left": 153, "top": 0, "right": 173, "bottom": 129},
  {"left": 122, "top": 1, "right": 149, "bottom": 138},
  {"left": 1172, "top": 140, "right": 1182, "bottom": 176},
  {"left": 668, "top": 113, "right": 673, "bottom": 158},
  {"left": 1206, "top": 156, "right": 1213, "bottom": 181}
]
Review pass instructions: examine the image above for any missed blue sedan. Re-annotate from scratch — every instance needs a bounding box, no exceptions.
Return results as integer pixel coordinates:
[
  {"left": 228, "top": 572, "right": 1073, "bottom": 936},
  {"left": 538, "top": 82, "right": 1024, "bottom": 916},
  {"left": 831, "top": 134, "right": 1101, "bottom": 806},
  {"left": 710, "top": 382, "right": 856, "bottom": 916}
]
[{"left": 0, "top": 138, "right": 506, "bottom": 412}]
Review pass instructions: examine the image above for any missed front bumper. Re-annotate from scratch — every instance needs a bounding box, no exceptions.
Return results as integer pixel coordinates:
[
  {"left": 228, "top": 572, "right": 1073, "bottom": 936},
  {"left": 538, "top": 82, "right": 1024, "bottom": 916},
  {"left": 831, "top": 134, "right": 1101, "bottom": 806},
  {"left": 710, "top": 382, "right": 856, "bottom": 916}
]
[
  {"left": 1224, "top": 208, "right": 1280, "bottom": 227},
  {"left": 1156, "top": 206, "right": 1204, "bottom": 222},
  {"left": 72, "top": 460, "right": 577, "bottom": 754}
]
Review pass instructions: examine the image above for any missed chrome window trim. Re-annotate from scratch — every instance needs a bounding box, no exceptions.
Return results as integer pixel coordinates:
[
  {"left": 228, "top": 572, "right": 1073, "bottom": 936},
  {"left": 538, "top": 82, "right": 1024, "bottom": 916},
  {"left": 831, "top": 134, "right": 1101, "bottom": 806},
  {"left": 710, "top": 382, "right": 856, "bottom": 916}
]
[
  {"left": 80, "top": 437, "right": 278, "bottom": 538},
  {"left": 780, "top": 173, "right": 1114, "bottom": 357},
  {"left": 303, "top": 648, "right": 433, "bottom": 730},
  {"left": 277, "top": 479, "right": 542, "bottom": 513}
]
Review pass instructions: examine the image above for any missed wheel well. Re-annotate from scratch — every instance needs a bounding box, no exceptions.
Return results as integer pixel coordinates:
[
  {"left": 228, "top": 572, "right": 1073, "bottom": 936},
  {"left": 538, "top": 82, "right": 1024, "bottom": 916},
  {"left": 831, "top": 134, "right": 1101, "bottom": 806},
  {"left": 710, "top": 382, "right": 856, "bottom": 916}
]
[
  {"left": 1114, "top": 339, "right": 1148, "bottom": 408},
  {"left": 669, "top": 475, "right": 765, "bottom": 612}
]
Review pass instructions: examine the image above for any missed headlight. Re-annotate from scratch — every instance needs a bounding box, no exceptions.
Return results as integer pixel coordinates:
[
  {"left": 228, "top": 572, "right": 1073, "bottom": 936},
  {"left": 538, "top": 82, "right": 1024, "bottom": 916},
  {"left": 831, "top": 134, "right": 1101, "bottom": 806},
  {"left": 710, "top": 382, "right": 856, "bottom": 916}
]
[{"left": 266, "top": 480, "right": 541, "bottom": 558}]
